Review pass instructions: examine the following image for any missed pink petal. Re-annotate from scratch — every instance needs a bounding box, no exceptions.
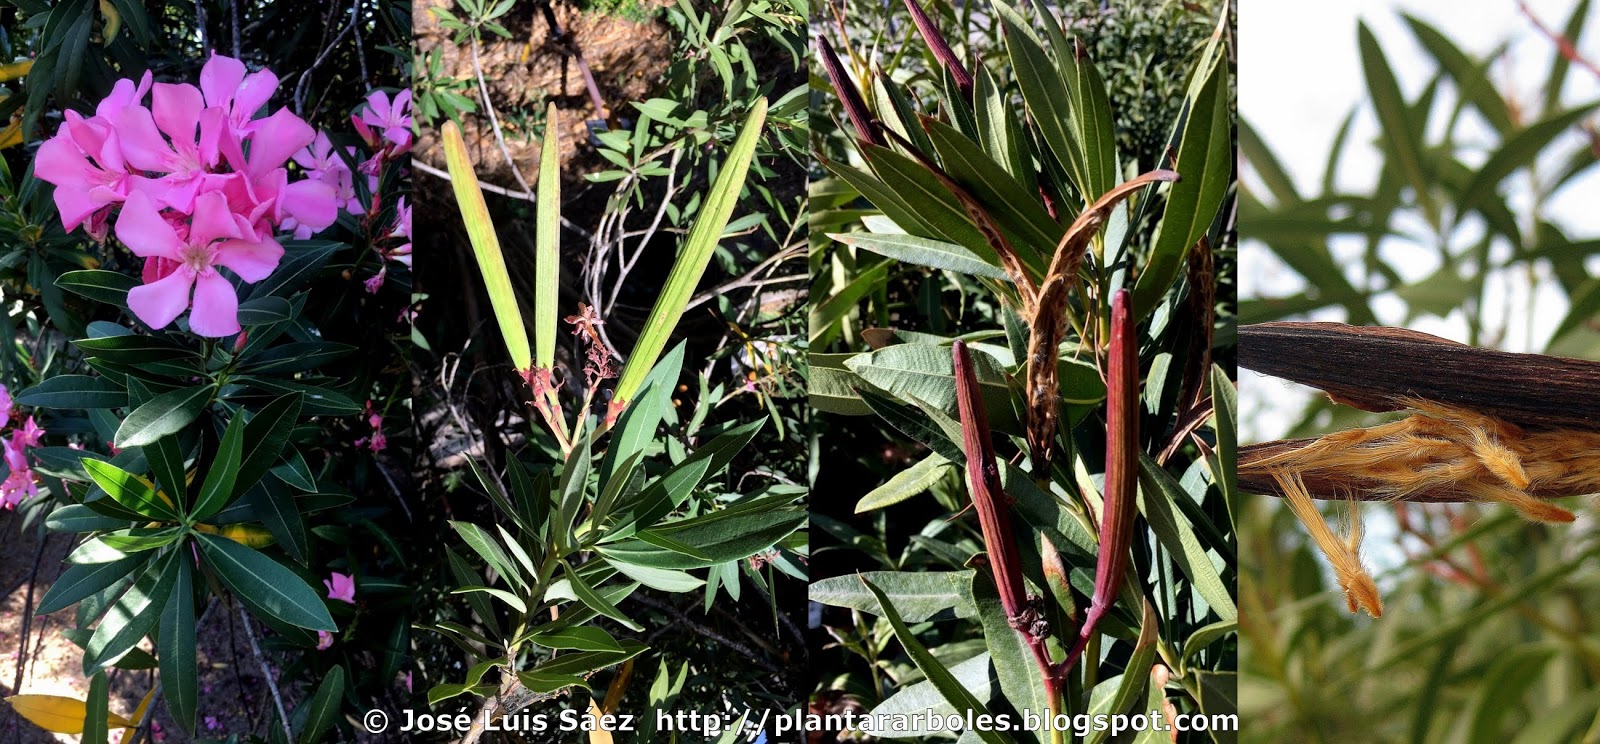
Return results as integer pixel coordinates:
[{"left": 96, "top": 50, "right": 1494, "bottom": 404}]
[
  {"left": 128, "top": 268, "right": 195, "bottom": 330},
  {"left": 278, "top": 179, "right": 338, "bottom": 233},
  {"left": 114, "top": 191, "right": 185, "bottom": 259},
  {"left": 245, "top": 109, "right": 314, "bottom": 178},
  {"left": 115, "top": 106, "right": 177, "bottom": 173},
  {"left": 188, "top": 272, "right": 241, "bottom": 337},
  {"left": 95, "top": 71, "right": 152, "bottom": 120},
  {"left": 199, "top": 53, "right": 247, "bottom": 109},
  {"left": 212, "top": 236, "right": 284, "bottom": 283},
  {"left": 188, "top": 191, "right": 245, "bottom": 246},
  {"left": 151, "top": 83, "right": 204, "bottom": 146},
  {"left": 232, "top": 70, "right": 279, "bottom": 122}
]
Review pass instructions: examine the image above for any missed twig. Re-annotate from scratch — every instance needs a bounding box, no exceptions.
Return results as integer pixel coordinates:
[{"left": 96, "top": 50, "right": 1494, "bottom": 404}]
[
  {"left": 229, "top": 0, "right": 240, "bottom": 58},
  {"left": 1517, "top": 0, "right": 1600, "bottom": 83},
  {"left": 468, "top": 32, "right": 534, "bottom": 194},
  {"left": 292, "top": 0, "right": 360, "bottom": 115},
  {"left": 238, "top": 606, "right": 294, "bottom": 742},
  {"left": 412, "top": 159, "right": 592, "bottom": 239},
  {"left": 194, "top": 0, "right": 208, "bottom": 52}
]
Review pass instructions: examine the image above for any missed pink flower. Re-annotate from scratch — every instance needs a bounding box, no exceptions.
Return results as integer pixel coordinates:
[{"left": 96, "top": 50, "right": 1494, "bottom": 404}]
[
  {"left": 1, "top": 432, "right": 39, "bottom": 509},
  {"left": 402, "top": 670, "right": 413, "bottom": 693},
  {"left": 117, "top": 190, "right": 284, "bottom": 337},
  {"left": 17, "top": 418, "right": 43, "bottom": 448},
  {"left": 356, "top": 401, "right": 387, "bottom": 452},
  {"left": 389, "top": 197, "right": 412, "bottom": 267},
  {"left": 197, "top": 52, "right": 280, "bottom": 135},
  {"left": 203, "top": 715, "right": 221, "bottom": 732},
  {"left": 0, "top": 383, "right": 10, "bottom": 429},
  {"left": 34, "top": 111, "right": 138, "bottom": 237},
  {"left": 355, "top": 89, "right": 412, "bottom": 154},
  {"left": 324, "top": 572, "right": 356, "bottom": 604},
  {"left": 315, "top": 630, "right": 334, "bottom": 650},
  {"left": 293, "top": 131, "right": 362, "bottom": 213},
  {"left": 363, "top": 267, "right": 385, "bottom": 295}
]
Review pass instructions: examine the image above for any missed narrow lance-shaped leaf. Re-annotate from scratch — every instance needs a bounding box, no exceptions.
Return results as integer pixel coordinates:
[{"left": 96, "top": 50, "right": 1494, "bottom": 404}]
[
  {"left": 1069, "top": 288, "right": 1138, "bottom": 667},
  {"left": 611, "top": 97, "right": 768, "bottom": 408},
  {"left": 442, "top": 120, "right": 531, "bottom": 371},
  {"left": 535, "top": 101, "right": 560, "bottom": 369}
]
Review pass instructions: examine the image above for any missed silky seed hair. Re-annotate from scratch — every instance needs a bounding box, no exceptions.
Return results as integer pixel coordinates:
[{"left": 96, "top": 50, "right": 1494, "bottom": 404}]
[
  {"left": 1245, "top": 399, "right": 1600, "bottom": 524},
  {"left": 1272, "top": 468, "right": 1382, "bottom": 618}
]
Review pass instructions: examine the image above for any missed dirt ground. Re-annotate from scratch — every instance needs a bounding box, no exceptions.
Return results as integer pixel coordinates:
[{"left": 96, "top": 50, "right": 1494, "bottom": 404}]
[{"left": 412, "top": 0, "right": 673, "bottom": 188}]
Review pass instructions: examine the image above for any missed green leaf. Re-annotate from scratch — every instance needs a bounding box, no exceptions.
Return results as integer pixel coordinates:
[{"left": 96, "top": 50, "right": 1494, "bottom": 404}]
[
  {"left": 829, "top": 233, "right": 1008, "bottom": 279},
  {"left": 996, "top": 1, "right": 1086, "bottom": 198},
  {"left": 808, "top": 262, "right": 890, "bottom": 349},
  {"left": 861, "top": 577, "right": 1008, "bottom": 744},
  {"left": 600, "top": 342, "right": 683, "bottom": 489},
  {"left": 240, "top": 342, "right": 355, "bottom": 374},
  {"left": 614, "top": 97, "right": 768, "bottom": 404},
  {"left": 296, "top": 666, "right": 345, "bottom": 744},
  {"left": 922, "top": 118, "right": 1056, "bottom": 271},
  {"left": 84, "top": 549, "right": 178, "bottom": 675},
  {"left": 450, "top": 521, "right": 528, "bottom": 593},
  {"left": 808, "top": 353, "right": 873, "bottom": 415},
  {"left": 604, "top": 559, "right": 706, "bottom": 593},
  {"left": 14, "top": 376, "right": 128, "bottom": 408},
  {"left": 1136, "top": 455, "right": 1236, "bottom": 621},
  {"left": 809, "top": 571, "right": 977, "bottom": 622},
  {"left": 596, "top": 500, "right": 804, "bottom": 570},
  {"left": 36, "top": 555, "right": 146, "bottom": 616},
  {"left": 973, "top": 574, "right": 1049, "bottom": 743},
  {"left": 235, "top": 296, "right": 293, "bottom": 326},
  {"left": 83, "top": 672, "right": 108, "bottom": 744},
  {"left": 445, "top": 547, "right": 501, "bottom": 638},
  {"left": 442, "top": 121, "right": 531, "bottom": 369},
  {"left": 237, "top": 394, "right": 303, "bottom": 491},
  {"left": 248, "top": 241, "right": 340, "bottom": 300},
  {"left": 1357, "top": 21, "right": 1436, "bottom": 227},
  {"left": 251, "top": 483, "right": 309, "bottom": 564},
  {"left": 1133, "top": 39, "right": 1231, "bottom": 320},
  {"left": 868, "top": 653, "right": 995, "bottom": 737},
  {"left": 195, "top": 533, "right": 335, "bottom": 631},
  {"left": 606, "top": 419, "right": 765, "bottom": 540},
  {"left": 74, "top": 334, "right": 194, "bottom": 364},
  {"left": 192, "top": 411, "right": 245, "bottom": 521},
  {"left": 535, "top": 101, "right": 560, "bottom": 368},
  {"left": 113, "top": 384, "right": 212, "bottom": 449},
  {"left": 556, "top": 432, "right": 592, "bottom": 550},
  {"left": 57, "top": 269, "right": 137, "bottom": 306},
  {"left": 144, "top": 434, "right": 189, "bottom": 512},
  {"left": 845, "top": 343, "right": 1020, "bottom": 432},
  {"left": 526, "top": 626, "right": 624, "bottom": 653},
  {"left": 1402, "top": 14, "right": 1513, "bottom": 133},
  {"left": 1179, "top": 619, "right": 1236, "bottom": 673},
  {"left": 1085, "top": 600, "right": 1159, "bottom": 744},
  {"left": 1458, "top": 101, "right": 1600, "bottom": 212},
  {"left": 521, "top": 638, "right": 648, "bottom": 681},
  {"left": 159, "top": 554, "right": 197, "bottom": 733},
  {"left": 855, "top": 452, "right": 952, "bottom": 512},
  {"left": 562, "top": 561, "right": 642, "bottom": 631},
  {"left": 45, "top": 504, "right": 131, "bottom": 533},
  {"left": 452, "top": 585, "right": 527, "bottom": 614},
  {"left": 81, "top": 459, "right": 179, "bottom": 521},
  {"left": 1209, "top": 365, "right": 1238, "bottom": 523}
]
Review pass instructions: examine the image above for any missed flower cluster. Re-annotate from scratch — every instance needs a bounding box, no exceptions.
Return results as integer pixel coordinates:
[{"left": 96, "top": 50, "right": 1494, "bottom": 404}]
[
  {"left": 36, "top": 53, "right": 339, "bottom": 337},
  {"left": 349, "top": 90, "right": 414, "bottom": 294},
  {"left": 354, "top": 400, "right": 387, "bottom": 453},
  {"left": 0, "top": 385, "right": 45, "bottom": 510}
]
